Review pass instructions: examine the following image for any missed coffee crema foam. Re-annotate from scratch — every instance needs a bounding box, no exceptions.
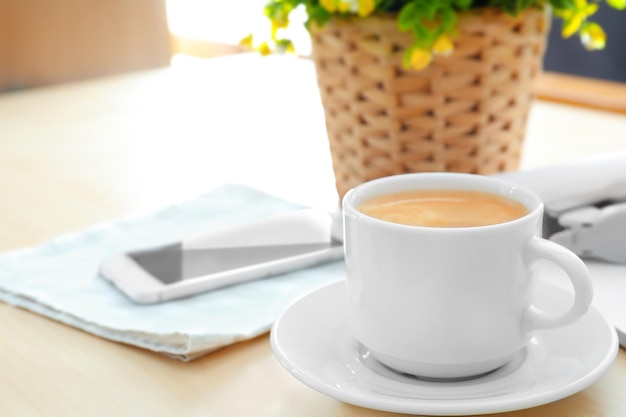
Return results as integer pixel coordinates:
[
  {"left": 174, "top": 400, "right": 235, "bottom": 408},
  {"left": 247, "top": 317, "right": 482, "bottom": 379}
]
[{"left": 358, "top": 189, "right": 528, "bottom": 228}]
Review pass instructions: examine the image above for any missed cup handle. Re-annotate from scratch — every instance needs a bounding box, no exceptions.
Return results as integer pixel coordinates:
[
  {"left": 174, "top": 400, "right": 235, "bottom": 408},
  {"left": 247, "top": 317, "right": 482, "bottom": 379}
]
[{"left": 523, "top": 237, "right": 594, "bottom": 332}]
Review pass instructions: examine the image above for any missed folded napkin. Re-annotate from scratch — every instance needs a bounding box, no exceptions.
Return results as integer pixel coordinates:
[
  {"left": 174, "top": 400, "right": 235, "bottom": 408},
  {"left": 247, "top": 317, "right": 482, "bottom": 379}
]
[{"left": 0, "top": 184, "right": 345, "bottom": 360}]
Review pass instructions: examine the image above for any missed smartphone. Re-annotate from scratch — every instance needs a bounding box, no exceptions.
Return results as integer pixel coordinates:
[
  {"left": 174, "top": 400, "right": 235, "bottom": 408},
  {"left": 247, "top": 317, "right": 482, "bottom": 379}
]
[{"left": 98, "top": 209, "right": 344, "bottom": 303}]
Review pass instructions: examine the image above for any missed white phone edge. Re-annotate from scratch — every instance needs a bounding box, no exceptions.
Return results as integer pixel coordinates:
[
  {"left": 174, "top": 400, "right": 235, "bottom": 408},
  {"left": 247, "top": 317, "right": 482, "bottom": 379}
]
[
  {"left": 99, "top": 244, "right": 344, "bottom": 304},
  {"left": 98, "top": 209, "right": 344, "bottom": 304}
]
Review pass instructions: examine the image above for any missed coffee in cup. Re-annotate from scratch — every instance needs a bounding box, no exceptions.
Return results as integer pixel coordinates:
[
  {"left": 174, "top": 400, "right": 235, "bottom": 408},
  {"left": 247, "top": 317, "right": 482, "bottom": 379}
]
[
  {"left": 342, "top": 173, "right": 593, "bottom": 380},
  {"left": 358, "top": 189, "right": 528, "bottom": 228}
]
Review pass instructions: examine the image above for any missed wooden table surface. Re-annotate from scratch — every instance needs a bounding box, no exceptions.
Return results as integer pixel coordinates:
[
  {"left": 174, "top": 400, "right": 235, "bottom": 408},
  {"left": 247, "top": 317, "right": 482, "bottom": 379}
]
[{"left": 1, "top": 54, "right": 625, "bottom": 416}]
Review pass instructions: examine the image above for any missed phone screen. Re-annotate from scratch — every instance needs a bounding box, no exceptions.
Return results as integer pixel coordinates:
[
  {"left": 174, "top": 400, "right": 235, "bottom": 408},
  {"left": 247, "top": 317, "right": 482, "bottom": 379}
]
[{"left": 129, "top": 241, "right": 343, "bottom": 285}]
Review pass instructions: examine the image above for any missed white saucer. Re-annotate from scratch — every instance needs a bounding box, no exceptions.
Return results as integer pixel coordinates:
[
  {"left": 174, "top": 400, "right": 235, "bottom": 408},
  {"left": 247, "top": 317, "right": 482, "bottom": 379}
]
[{"left": 271, "top": 281, "right": 618, "bottom": 416}]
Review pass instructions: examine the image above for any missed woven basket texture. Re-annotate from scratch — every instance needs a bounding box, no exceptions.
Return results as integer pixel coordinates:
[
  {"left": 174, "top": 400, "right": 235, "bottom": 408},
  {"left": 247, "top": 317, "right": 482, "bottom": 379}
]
[{"left": 311, "top": 8, "right": 550, "bottom": 199}]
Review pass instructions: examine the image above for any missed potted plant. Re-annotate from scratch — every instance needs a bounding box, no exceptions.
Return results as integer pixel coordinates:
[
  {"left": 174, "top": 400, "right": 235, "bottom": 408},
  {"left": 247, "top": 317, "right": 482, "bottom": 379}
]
[{"left": 247, "top": 0, "right": 625, "bottom": 199}]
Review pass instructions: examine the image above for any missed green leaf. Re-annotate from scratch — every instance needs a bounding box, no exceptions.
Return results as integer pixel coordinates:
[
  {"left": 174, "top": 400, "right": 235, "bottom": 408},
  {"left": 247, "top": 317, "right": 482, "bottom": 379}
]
[
  {"left": 440, "top": 7, "right": 457, "bottom": 31},
  {"left": 413, "top": 23, "right": 437, "bottom": 47},
  {"left": 264, "top": 1, "right": 294, "bottom": 20},
  {"left": 453, "top": 0, "right": 473, "bottom": 9},
  {"left": 403, "top": 47, "right": 414, "bottom": 68},
  {"left": 419, "top": 0, "right": 439, "bottom": 20},
  {"left": 398, "top": 2, "right": 420, "bottom": 31},
  {"left": 305, "top": 4, "right": 331, "bottom": 27},
  {"left": 549, "top": 0, "right": 576, "bottom": 9}
]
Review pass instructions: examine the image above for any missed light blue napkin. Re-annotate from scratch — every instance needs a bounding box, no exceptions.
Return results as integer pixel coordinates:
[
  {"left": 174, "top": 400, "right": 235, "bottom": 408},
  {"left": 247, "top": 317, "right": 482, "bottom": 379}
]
[{"left": 0, "top": 184, "right": 345, "bottom": 360}]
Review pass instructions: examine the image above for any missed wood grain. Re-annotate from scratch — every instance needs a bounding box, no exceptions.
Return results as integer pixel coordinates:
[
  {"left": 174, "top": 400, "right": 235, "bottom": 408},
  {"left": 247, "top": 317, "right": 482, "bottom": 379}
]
[{"left": 534, "top": 71, "right": 626, "bottom": 115}]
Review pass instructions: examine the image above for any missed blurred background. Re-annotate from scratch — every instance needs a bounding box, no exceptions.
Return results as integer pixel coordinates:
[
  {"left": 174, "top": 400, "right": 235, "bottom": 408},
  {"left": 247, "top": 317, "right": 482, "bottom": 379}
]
[
  {"left": 0, "top": 0, "right": 624, "bottom": 93},
  {"left": 543, "top": 4, "right": 626, "bottom": 84}
]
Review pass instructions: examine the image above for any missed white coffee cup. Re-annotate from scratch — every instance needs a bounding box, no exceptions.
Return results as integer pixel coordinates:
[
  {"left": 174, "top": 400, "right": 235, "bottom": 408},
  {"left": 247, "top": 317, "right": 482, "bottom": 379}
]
[{"left": 342, "top": 173, "right": 593, "bottom": 380}]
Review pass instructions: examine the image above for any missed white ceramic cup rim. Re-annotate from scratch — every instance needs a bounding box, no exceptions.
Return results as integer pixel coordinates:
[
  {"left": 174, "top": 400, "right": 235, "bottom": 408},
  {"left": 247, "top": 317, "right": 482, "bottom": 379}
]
[{"left": 343, "top": 172, "right": 544, "bottom": 232}]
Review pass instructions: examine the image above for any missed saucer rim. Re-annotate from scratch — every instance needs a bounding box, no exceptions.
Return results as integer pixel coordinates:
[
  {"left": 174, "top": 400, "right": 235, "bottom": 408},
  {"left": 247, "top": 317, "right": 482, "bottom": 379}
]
[{"left": 271, "top": 280, "right": 619, "bottom": 416}]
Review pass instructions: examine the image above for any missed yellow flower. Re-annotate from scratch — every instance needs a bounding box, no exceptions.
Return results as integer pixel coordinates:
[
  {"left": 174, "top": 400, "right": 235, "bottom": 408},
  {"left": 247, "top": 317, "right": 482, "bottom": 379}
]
[
  {"left": 561, "top": 13, "right": 584, "bottom": 37},
  {"left": 556, "top": 0, "right": 599, "bottom": 38},
  {"left": 240, "top": 34, "right": 254, "bottom": 49},
  {"left": 258, "top": 41, "right": 272, "bottom": 56},
  {"left": 285, "top": 41, "right": 296, "bottom": 54},
  {"left": 432, "top": 35, "right": 454, "bottom": 56},
  {"left": 607, "top": 0, "right": 626, "bottom": 10},
  {"left": 271, "top": 18, "right": 288, "bottom": 39},
  {"left": 357, "top": 0, "right": 376, "bottom": 17},
  {"left": 320, "top": 0, "right": 375, "bottom": 16},
  {"left": 337, "top": 0, "right": 352, "bottom": 13},
  {"left": 408, "top": 48, "right": 432, "bottom": 70},
  {"left": 320, "top": 0, "right": 336, "bottom": 12},
  {"left": 580, "top": 22, "right": 607, "bottom": 50}
]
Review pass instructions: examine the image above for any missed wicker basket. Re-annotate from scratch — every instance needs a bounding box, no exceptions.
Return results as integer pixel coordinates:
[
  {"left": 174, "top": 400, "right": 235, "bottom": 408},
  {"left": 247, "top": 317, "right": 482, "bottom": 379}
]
[{"left": 311, "top": 8, "right": 550, "bottom": 199}]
